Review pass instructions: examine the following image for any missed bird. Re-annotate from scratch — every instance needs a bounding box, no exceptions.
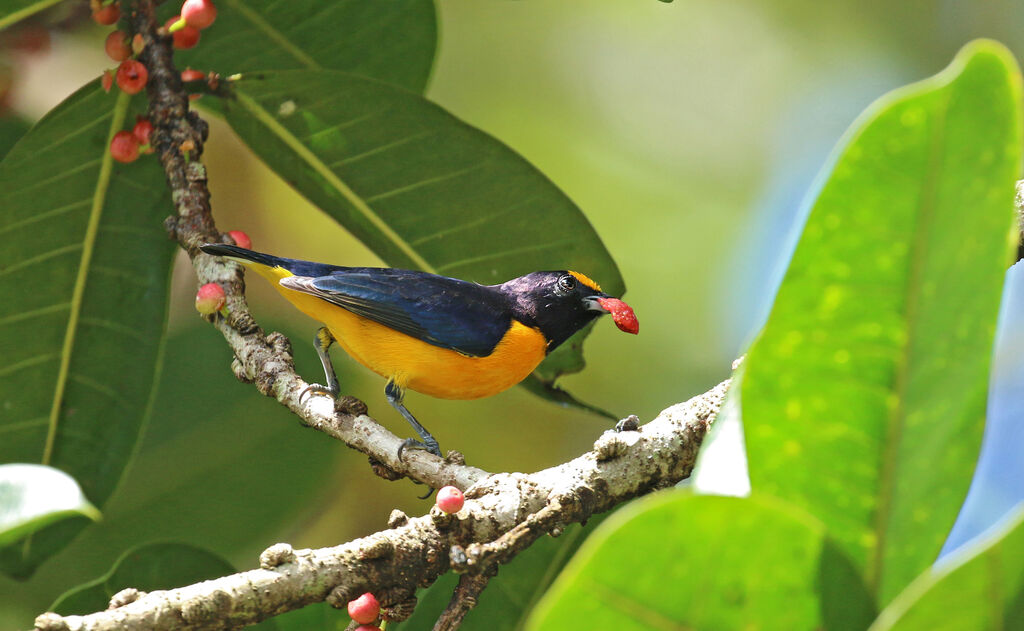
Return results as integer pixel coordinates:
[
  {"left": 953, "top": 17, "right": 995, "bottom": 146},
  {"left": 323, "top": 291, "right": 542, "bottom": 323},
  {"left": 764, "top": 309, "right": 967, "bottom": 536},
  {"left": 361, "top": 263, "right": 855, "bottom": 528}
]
[{"left": 199, "top": 243, "right": 638, "bottom": 459}]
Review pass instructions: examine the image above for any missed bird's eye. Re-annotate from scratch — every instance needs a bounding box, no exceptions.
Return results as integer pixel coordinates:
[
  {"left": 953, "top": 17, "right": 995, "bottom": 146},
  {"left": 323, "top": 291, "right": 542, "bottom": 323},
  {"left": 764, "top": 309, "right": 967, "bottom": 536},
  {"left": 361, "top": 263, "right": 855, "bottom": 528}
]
[{"left": 556, "top": 274, "right": 577, "bottom": 294}]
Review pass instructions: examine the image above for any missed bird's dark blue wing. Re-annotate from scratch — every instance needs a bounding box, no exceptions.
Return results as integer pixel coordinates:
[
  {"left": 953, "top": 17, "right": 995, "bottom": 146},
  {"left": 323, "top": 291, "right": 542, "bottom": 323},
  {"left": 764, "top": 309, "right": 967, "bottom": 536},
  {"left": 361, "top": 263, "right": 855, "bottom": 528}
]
[{"left": 280, "top": 269, "right": 512, "bottom": 357}]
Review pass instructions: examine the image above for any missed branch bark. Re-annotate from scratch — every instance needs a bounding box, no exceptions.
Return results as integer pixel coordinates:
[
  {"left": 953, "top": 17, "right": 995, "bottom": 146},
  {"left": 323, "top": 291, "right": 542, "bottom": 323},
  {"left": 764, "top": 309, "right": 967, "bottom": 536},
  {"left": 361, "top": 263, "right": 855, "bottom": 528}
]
[{"left": 33, "top": 381, "right": 728, "bottom": 631}]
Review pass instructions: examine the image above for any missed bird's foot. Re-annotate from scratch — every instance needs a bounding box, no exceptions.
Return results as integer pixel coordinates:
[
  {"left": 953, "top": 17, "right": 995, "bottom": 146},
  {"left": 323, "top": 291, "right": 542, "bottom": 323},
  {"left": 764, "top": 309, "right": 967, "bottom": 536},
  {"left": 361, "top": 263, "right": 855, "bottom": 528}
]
[
  {"left": 299, "top": 382, "right": 339, "bottom": 404},
  {"left": 397, "top": 436, "right": 442, "bottom": 461}
]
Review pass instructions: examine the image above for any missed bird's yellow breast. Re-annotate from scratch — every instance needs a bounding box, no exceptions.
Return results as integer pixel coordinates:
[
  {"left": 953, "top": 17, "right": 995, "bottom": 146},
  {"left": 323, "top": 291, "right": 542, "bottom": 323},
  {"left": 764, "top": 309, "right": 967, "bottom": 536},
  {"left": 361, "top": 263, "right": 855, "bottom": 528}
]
[{"left": 251, "top": 264, "right": 547, "bottom": 400}]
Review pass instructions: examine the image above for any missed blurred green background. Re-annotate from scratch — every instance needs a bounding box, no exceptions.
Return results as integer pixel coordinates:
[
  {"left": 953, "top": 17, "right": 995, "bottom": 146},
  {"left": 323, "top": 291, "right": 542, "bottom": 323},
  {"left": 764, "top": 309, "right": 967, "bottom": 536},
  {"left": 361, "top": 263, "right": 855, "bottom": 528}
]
[{"left": 2, "top": 0, "right": 1024, "bottom": 627}]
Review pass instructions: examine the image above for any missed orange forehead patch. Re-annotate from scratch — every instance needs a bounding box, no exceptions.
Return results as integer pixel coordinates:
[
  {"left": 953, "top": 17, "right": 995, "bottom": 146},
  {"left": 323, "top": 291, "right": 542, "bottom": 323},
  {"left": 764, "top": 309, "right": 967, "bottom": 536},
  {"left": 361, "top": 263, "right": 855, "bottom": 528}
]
[{"left": 568, "top": 271, "right": 602, "bottom": 292}]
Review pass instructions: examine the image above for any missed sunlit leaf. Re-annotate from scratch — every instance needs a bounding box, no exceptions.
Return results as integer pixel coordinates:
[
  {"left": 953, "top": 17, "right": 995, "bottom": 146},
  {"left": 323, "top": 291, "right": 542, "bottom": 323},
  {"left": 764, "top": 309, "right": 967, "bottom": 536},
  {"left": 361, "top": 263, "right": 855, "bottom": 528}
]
[
  {"left": 528, "top": 493, "right": 875, "bottom": 631},
  {"left": 870, "top": 504, "right": 1024, "bottom": 630},
  {"left": 742, "top": 40, "right": 1023, "bottom": 603},
  {"left": 0, "top": 464, "right": 100, "bottom": 547}
]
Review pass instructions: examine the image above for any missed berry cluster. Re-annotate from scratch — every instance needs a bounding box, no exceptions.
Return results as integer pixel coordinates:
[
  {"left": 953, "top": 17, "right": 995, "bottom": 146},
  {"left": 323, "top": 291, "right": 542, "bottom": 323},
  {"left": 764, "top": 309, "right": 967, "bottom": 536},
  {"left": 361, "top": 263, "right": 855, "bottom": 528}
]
[{"left": 98, "top": 0, "right": 218, "bottom": 162}]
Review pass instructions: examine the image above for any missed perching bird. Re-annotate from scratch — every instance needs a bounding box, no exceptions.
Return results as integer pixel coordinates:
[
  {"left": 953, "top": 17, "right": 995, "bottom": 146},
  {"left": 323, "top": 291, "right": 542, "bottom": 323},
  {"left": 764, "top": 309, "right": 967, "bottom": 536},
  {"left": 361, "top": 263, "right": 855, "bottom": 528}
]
[{"left": 199, "top": 243, "right": 638, "bottom": 459}]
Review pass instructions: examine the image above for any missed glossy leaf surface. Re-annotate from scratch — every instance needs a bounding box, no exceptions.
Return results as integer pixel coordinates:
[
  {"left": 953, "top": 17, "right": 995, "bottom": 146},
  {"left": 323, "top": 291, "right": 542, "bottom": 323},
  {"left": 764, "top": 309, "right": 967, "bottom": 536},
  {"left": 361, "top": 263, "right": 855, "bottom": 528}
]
[
  {"left": 528, "top": 493, "right": 875, "bottom": 631},
  {"left": 742, "top": 40, "right": 1023, "bottom": 603},
  {"left": 0, "top": 464, "right": 99, "bottom": 547}
]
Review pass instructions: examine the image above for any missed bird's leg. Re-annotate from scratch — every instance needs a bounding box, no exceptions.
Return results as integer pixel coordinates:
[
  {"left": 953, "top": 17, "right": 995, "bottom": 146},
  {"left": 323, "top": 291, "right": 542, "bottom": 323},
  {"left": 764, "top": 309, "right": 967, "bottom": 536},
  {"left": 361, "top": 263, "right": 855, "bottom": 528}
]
[
  {"left": 386, "top": 381, "right": 442, "bottom": 460},
  {"left": 299, "top": 327, "right": 341, "bottom": 402}
]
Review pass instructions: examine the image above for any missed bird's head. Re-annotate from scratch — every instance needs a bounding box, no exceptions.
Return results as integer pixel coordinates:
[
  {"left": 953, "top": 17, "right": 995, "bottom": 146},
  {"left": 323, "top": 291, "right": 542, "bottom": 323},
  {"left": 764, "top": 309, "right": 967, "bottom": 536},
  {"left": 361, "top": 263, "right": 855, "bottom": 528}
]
[{"left": 499, "top": 270, "right": 638, "bottom": 352}]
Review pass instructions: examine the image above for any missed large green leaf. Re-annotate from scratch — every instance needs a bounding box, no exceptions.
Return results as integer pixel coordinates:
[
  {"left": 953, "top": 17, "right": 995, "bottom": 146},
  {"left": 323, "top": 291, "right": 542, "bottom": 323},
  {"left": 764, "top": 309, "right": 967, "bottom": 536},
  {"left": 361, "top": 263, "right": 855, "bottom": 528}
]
[
  {"left": 0, "top": 464, "right": 100, "bottom": 547},
  {"left": 172, "top": 0, "right": 436, "bottom": 93},
  {"left": 869, "top": 504, "right": 1024, "bottom": 630},
  {"left": 0, "top": 0, "right": 63, "bottom": 31},
  {"left": 527, "top": 492, "right": 876, "bottom": 631},
  {"left": 221, "top": 70, "right": 624, "bottom": 396},
  {"left": 742, "top": 39, "right": 1023, "bottom": 604},
  {"left": 0, "top": 82, "right": 175, "bottom": 578}
]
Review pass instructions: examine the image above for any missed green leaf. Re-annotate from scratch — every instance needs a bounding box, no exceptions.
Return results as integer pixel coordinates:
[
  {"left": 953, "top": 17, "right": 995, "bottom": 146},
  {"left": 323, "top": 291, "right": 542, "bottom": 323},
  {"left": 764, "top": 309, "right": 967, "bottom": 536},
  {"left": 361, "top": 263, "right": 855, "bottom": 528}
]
[
  {"left": 173, "top": 0, "right": 436, "bottom": 93},
  {"left": 0, "top": 114, "right": 30, "bottom": 160},
  {"left": 0, "top": 82, "right": 176, "bottom": 578},
  {"left": 0, "top": 0, "right": 63, "bottom": 31},
  {"left": 221, "top": 70, "right": 624, "bottom": 398},
  {"left": 869, "top": 504, "right": 1024, "bottom": 630},
  {"left": 403, "top": 516, "right": 607, "bottom": 631},
  {"left": 0, "top": 464, "right": 100, "bottom": 547},
  {"left": 527, "top": 493, "right": 876, "bottom": 631},
  {"left": 741, "top": 39, "right": 1023, "bottom": 604}
]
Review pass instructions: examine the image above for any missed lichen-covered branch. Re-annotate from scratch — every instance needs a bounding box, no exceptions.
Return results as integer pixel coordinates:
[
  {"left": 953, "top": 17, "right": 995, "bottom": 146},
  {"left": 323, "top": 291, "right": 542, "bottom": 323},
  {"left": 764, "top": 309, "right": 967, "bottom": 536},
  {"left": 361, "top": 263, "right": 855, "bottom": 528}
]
[{"left": 33, "top": 380, "right": 728, "bottom": 631}]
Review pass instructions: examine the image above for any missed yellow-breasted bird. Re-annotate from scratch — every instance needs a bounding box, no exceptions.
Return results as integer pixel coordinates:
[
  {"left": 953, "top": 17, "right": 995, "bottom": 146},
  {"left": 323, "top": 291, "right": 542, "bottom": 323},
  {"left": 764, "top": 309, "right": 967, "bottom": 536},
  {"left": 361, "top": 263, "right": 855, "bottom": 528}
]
[{"left": 199, "top": 243, "right": 639, "bottom": 458}]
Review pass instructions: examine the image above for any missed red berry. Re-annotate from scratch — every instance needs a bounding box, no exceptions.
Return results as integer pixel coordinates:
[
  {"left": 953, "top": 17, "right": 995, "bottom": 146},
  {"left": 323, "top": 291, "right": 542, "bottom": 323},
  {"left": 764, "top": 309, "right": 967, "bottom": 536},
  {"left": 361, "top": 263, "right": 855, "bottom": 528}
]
[
  {"left": 165, "top": 16, "right": 200, "bottom": 49},
  {"left": 181, "top": 0, "right": 217, "bottom": 29},
  {"left": 227, "top": 230, "right": 251, "bottom": 249},
  {"left": 104, "top": 30, "right": 131, "bottom": 62},
  {"left": 132, "top": 117, "right": 154, "bottom": 153},
  {"left": 116, "top": 59, "right": 148, "bottom": 94},
  {"left": 347, "top": 593, "right": 380, "bottom": 625},
  {"left": 101, "top": 69, "right": 114, "bottom": 93},
  {"left": 131, "top": 33, "right": 145, "bottom": 54},
  {"left": 195, "top": 282, "right": 226, "bottom": 314},
  {"left": 109, "top": 130, "right": 139, "bottom": 163},
  {"left": 435, "top": 486, "right": 464, "bottom": 514},
  {"left": 353, "top": 627, "right": 381, "bottom": 631},
  {"left": 92, "top": 2, "right": 120, "bottom": 25}
]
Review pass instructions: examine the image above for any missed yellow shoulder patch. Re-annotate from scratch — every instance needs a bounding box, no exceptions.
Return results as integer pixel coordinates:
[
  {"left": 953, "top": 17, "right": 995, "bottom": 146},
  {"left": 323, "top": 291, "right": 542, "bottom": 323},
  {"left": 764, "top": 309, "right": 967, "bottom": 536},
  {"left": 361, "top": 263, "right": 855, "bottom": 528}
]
[{"left": 568, "top": 271, "right": 602, "bottom": 292}]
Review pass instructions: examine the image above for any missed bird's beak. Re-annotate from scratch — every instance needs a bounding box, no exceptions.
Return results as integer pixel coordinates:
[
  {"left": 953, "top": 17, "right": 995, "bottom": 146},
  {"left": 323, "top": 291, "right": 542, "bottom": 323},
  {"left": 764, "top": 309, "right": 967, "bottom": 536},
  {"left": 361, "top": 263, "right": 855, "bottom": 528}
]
[{"left": 588, "top": 296, "right": 639, "bottom": 334}]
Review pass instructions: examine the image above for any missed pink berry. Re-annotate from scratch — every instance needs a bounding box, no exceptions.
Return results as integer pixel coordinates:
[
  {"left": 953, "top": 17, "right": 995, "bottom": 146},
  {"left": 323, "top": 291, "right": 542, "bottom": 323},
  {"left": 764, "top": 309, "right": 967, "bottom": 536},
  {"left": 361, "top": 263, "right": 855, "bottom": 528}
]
[
  {"left": 347, "top": 593, "right": 380, "bottom": 625},
  {"left": 354, "top": 627, "right": 381, "bottom": 631},
  {"left": 101, "top": 69, "right": 114, "bottom": 93},
  {"left": 132, "top": 117, "right": 155, "bottom": 153},
  {"left": 195, "top": 283, "right": 226, "bottom": 314},
  {"left": 165, "top": 16, "right": 200, "bottom": 49},
  {"left": 227, "top": 230, "right": 251, "bottom": 249},
  {"left": 181, "top": 0, "right": 217, "bottom": 29},
  {"left": 435, "top": 486, "right": 464, "bottom": 514},
  {"left": 116, "top": 59, "right": 148, "bottom": 94},
  {"left": 109, "top": 131, "right": 139, "bottom": 163},
  {"left": 104, "top": 30, "right": 131, "bottom": 61},
  {"left": 92, "top": 2, "right": 120, "bottom": 25}
]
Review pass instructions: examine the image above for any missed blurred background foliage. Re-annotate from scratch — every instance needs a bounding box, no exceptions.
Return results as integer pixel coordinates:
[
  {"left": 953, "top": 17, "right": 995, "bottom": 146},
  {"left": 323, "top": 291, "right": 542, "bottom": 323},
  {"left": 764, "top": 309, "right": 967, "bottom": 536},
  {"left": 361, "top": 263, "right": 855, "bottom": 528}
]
[{"left": 1, "top": 0, "right": 1024, "bottom": 628}]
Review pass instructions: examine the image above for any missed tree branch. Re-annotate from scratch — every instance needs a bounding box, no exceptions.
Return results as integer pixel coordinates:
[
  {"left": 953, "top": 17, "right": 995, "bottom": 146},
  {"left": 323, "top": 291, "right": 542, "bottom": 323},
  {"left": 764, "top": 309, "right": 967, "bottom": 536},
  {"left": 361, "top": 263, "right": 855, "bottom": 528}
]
[{"left": 33, "top": 380, "right": 728, "bottom": 631}]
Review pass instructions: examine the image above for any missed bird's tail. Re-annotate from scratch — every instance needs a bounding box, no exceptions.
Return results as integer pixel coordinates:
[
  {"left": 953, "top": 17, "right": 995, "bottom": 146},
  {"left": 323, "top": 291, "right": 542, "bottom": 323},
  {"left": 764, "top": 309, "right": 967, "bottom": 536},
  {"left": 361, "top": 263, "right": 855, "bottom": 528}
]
[{"left": 199, "top": 243, "right": 284, "bottom": 268}]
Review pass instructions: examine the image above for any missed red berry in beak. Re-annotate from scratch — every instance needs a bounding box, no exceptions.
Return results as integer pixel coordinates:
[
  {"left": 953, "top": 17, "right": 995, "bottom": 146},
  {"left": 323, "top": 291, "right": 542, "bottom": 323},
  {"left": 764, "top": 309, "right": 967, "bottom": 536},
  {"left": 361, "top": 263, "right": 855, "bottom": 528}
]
[{"left": 596, "top": 297, "right": 638, "bottom": 334}]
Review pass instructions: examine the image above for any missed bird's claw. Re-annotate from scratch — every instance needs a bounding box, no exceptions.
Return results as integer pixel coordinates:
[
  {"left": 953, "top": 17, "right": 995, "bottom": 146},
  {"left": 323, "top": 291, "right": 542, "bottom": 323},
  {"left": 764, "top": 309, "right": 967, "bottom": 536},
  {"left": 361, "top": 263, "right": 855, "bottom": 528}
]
[
  {"left": 397, "top": 437, "right": 442, "bottom": 461},
  {"left": 299, "top": 382, "right": 338, "bottom": 404}
]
